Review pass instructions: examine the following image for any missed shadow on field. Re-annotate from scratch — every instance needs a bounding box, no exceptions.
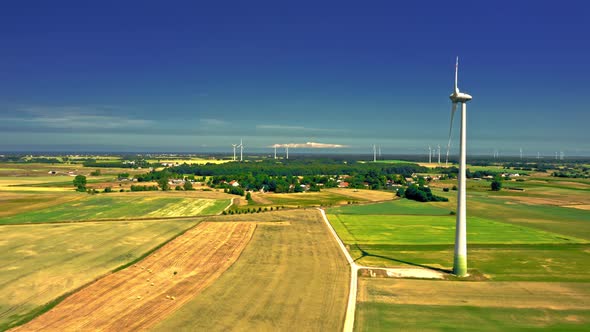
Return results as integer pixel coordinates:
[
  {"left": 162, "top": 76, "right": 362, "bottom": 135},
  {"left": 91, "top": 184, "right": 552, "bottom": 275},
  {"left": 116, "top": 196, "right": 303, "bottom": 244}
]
[{"left": 353, "top": 244, "right": 452, "bottom": 274}]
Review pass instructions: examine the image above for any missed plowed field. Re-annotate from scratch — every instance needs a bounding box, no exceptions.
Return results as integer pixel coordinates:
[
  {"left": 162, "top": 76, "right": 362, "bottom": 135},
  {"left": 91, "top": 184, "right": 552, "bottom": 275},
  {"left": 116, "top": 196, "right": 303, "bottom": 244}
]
[{"left": 13, "top": 222, "right": 255, "bottom": 331}]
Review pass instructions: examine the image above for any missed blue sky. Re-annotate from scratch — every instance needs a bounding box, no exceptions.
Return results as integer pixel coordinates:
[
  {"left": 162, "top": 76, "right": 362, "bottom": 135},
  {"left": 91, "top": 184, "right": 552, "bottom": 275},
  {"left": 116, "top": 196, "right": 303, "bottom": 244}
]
[{"left": 1, "top": 0, "right": 589, "bottom": 155}]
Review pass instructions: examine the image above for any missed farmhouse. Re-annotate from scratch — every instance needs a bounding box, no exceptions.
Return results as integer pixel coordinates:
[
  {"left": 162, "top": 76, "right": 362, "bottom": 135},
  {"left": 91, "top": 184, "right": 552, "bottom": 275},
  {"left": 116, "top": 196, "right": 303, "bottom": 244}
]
[
  {"left": 229, "top": 180, "right": 240, "bottom": 187},
  {"left": 338, "top": 181, "right": 349, "bottom": 188}
]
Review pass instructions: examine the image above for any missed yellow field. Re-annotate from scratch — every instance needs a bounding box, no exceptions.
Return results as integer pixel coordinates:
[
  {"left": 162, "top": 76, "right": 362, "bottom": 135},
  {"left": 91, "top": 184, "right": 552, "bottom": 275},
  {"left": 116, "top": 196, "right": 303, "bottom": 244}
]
[
  {"left": 14, "top": 222, "right": 255, "bottom": 331},
  {"left": 149, "top": 158, "right": 231, "bottom": 165},
  {"left": 153, "top": 210, "right": 349, "bottom": 331},
  {"left": 323, "top": 188, "right": 395, "bottom": 202},
  {"left": 146, "top": 198, "right": 227, "bottom": 217},
  {"left": 0, "top": 220, "right": 200, "bottom": 330}
]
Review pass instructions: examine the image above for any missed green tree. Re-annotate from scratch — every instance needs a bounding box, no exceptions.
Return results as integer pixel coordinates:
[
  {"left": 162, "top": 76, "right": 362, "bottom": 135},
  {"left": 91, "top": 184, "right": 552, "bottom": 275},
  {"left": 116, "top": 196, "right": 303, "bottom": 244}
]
[
  {"left": 183, "top": 181, "right": 194, "bottom": 191},
  {"left": 157, "top": 177, "right": 170, "bottom": 191},
  {"left": 245, "top": 192, "right": 252, "bottom": 201},
  {"left": 73, "top": 175, "right": 87, "bottom": 192},
  {"left": 491, "top": 177, "right": 502, "bottom": 191},
  {"left": 90, "top": 169, "right": 101, "bottom": 176}
]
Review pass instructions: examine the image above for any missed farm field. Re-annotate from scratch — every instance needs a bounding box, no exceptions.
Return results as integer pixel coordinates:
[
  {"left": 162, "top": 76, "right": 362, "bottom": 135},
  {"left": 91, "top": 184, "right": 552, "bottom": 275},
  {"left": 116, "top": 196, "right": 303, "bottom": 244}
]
[
  {"left": 356, "top": 279, "right": 590, "bottom": 331},
  {"left": 0, "top": 195, "right": 230, "bottom": 224},
  {"left": 0, "top": 219, "right": 199, "bottom": 330},
  {"left": 326, "top": 178, "right": 590, "bottom": 330},
  {"left": 153, "top": 209, "right": 349, "bottom": 331},
  {"left": 249, "top": 188, "right": 394, "bottom": 209},
  {"left": 14, "top": 222, "right": 255, "bottom": 331},
  {"left": 0, "top": 162, "right": 147, "bottom": 178},
  {"left": 250, "top": 191, "right": 352, "bottom": 207},
  {"left": 323, "top": 188, "right": 395, "bottom": 202},
  {"left": 147, "top": 158, "right": 231, "bottom": 165}
]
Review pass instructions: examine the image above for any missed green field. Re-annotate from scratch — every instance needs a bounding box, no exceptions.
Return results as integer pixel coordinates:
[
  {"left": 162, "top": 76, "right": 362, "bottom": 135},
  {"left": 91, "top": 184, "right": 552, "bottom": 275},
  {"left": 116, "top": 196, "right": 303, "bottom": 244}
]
[
  {"left": 0, "top": 219, "right": 200, "bottom": 330},
  {"left": 153, "top": 209, "right": 349, "bottom": 331},
  {"left": 356, "top": 303, "right": 588, "bottom": 332},
  {"left": 329, "top": 213, "right": 587, "bottom": 246},
  {"left": 327, "top": 178, "right": 590, "bottom": 331},
  {"left": 0, "top": 195, "right": 229, "bottom": 224}
]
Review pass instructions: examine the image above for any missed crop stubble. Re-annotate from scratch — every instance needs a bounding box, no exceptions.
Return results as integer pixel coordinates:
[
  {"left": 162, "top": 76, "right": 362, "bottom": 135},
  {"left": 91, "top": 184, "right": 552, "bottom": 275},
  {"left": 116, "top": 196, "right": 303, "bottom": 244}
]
[{"left": 13, "top": 222, "right": 255, "bottom": 331}]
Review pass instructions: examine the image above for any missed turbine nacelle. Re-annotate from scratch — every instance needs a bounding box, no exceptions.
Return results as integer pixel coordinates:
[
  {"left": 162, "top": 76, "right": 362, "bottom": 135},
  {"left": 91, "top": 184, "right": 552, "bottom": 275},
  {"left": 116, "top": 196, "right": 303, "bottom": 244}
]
[{"left": 449, "top": 92, "right": 472, "bottom": 103}]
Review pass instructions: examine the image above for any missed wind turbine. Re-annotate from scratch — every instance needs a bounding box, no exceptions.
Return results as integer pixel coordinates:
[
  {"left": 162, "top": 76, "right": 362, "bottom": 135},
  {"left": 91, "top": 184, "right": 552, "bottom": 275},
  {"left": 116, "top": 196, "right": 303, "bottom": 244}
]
[
  {"left": 232, "top": 144, "right": 237, "bottom": 161},
  {"left": 238, "top": 139, "right": 243, "bottom": 162},
  {"left": 447, "top": 56, "right": 472, "bottom": 277},
  {"left": 438, "top": 144, "right": 441, "bottom": 164},
  {"left": 373, "top": 144, "right": 377, "bottom": 162},
  {"left": 285, "top": 145, "right": 289, "bottom": 159},
  {"left": 274, "top": 145, "right": 277, "bottom": 159},
  {"left": 428, "top": 145, "right": 432, "bottom": 163},
  {"left": 378, "top": 145, "right": 382, "bottom": 159}
]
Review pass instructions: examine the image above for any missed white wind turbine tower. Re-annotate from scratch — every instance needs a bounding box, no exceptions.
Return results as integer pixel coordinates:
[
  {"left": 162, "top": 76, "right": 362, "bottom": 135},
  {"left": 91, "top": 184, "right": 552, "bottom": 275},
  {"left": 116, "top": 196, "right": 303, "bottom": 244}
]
[
  {"left": 438, "top": 144, "right": 441, "bottom": 164},
  {"left": 447, "top": 56, "right": 472, "bottom": 277},
  {"left": 378, "top": 146, "right": 382, "bottom": 159},
  {"left": 238, "top": 139, "right": 243, "bottom": 161},
  {"left": 373, "top": 144, "right": 377, "bottom": 162},
  {"left": 274, "top": 145, "right": 277, "bottom": 159},
  {"left": 428, "top": 145, "right": 432, "bottom": 163},
  {"left": 232, "top": 144, "right": 237, "bottom": 161},
  {"left": 285, "top": 145, "right": 289, "bottom": 159}
]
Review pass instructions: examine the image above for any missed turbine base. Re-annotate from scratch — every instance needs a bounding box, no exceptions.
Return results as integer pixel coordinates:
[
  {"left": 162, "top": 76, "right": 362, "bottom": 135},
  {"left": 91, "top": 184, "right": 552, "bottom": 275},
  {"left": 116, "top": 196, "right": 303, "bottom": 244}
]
[{"left": 453, "top": 254, "right": 468, "bottom": 277}]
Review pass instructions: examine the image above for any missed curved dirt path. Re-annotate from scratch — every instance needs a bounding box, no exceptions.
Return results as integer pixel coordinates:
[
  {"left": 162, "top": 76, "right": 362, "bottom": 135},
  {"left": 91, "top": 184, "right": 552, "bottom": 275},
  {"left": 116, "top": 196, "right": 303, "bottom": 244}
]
[{"left": 12, "top": 222, "right": 255, "bottom": 332}]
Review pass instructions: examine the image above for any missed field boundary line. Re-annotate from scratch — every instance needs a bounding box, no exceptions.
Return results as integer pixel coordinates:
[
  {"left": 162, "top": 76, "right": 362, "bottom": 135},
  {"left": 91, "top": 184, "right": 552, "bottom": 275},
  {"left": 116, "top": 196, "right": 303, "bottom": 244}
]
[{"left": 318, "top": 208, "right": 357, "bottom": 332}]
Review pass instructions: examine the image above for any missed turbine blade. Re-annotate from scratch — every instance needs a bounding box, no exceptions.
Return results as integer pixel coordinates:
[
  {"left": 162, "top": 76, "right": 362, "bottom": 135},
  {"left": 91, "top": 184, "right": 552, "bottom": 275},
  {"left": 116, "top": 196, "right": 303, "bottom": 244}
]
[
  {"left": 446, "top": 102, "right": 458, "bottom": 164},
  {"left": 454, "top": 56, "right": 459, "bottom": 94}
]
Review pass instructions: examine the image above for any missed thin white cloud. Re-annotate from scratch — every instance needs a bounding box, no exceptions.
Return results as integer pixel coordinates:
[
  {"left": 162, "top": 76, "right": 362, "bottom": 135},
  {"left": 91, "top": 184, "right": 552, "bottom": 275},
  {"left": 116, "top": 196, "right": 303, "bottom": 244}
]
[
  {"left": 13, "top": 106, "right": 154, "bottom": 129},
  {"left": 271, "top": 141, "right": 348, "bottom": 149},
  {"left": 26, "top": 114, "right": 153, "bottom": 129},
  {"left": 256, "top": 124, "right": 344, "bottom": 133},
  {"left": 200, "top": 118, "right": 229, "bottom": 126}
]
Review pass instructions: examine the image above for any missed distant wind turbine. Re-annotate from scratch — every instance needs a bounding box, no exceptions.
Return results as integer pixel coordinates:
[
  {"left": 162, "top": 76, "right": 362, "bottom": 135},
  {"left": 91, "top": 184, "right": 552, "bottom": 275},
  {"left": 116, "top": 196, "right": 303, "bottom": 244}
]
[
  {"left": 438, "top": 145, "right": 441, "bottom": 164},
  {"left": 447, "top": 56, "right": 472, "bottom": 277},
  {"left": 428, "top": 145, "right": 432, "bottom": 163},
  {"left": 232, "top": 144, "right": 237, "bottom": 161},
  {"left": 238, "top": 139, "right": 243, "bottom": 162},
  {"left": 286, "top": 145, "right": 289, "bottom": 159},
  {"left": 274, "top": 145, "right": 277, "bottom": 159},
  {"left": 373, "top": 144, "right": 377, "bottom": 162}
]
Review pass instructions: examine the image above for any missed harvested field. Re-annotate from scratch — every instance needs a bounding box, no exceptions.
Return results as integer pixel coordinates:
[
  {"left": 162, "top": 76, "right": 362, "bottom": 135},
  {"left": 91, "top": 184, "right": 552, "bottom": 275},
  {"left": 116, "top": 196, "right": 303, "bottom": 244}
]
[
  {"left": 491, "top": 195, "right": 590, "bottom": 207},
  {"left": 324, "top": 188, "right": 394, "bottom": 202},
  {"left": 153, "top": 210, "right": 349, "bottom": 331},
  {"left": 358, "top": 279, "right": 590, "bottom": 310},
  {"left": 0, "top": 220, "right": 199, "bottom": 330},
  {"left": 13, "top": 222, "right": 255, "bottom": 331},
  {"left": 565, "top": 204, "right": 590, "bottom": 211}
]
